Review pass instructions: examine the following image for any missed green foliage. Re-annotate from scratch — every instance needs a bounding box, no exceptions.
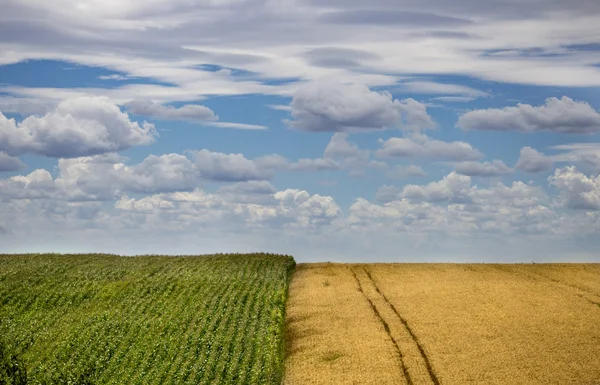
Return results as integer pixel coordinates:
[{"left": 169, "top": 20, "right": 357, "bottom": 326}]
[
  {"left": 0, "top": 253, "right": 295, "bottom": 384},
  {"left": 0, "top": 339, "right": 28, "bottom": 385}
]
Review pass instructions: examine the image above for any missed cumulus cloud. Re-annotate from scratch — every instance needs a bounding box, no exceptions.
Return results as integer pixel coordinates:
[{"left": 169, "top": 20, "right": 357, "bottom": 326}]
[
  {"left": 454, "top": 160, "right": 512, "bottom": 177},
  {"left": 217, "top": 181, "right": 277, "bottom": 204},
  {"left": 0, "top": 153, "right": 305, "bottom": 204},
  {"left": 190, "top": 150, "right": 280, "bottom": 182},
  {"left": 125, "top": 100, "right": 217, "bottom": 122},
  {"left": 0, "top": 152, "right": 26, "bottom": 172},
  {"left": 354, "top": 172, "right": 551, "bottom": 236},
  {"left": 273, "top": 189, "right": 343, "bottom": 227},
  {"left": 0, "top": 96, "right": 57, "bottom": 115},
  {"left": 376, "top": 134, "right": 483, "bottom": 161},
  {"left": 375, "top": 185, "right": 403, "bottom": 203},
  {"left": 515, "top": 146, "right": 553, "bottom": 173},
  {"left": 115, "top": 187, "right": 342, "bottom": 230},
  {"left": 285, "top": 80, "right": 434, "bottom": 132},
  {"left": 0, "top": 148, "right": 350, "bottom": 204},
  {"left": 322, "top": 133, "right": 386, "bottom": 176},
  {"left": 219, "top": 181, "right": 276, "bottom": 195},
  {"left": 0, "top": 169, "right": 56, "bottom": 200},
  {"left": 191, "top": 150, "right": 337, "bottom": 179},
  {"left": 62, "top": 154, "right": 201, "bottom": 198},
  {"left": 0, "top": 97, "right": 156, "bottom": 158},
  {"left": 18, "top": 154, "right": 201, "bottom": 201},
  {"left": 396, "top": 98, "right": 437, "bottom": 130},
  {"left": 401, "top": 172, "right": 473, "bottom": 203},
  {"left": 324, "top": 133, "right": 364, "bottom": 159},
  {"left": 457, "top": 97, "right": 600, "bottom": 134},
  {"left": 549, "top": 166, "right": 600, "bottom": 210}
]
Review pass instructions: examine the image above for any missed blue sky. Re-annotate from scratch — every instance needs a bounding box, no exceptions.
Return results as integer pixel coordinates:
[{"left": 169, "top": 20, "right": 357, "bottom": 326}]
[{"left": 1, "top": 0, "right": 600, "bottom": 261}]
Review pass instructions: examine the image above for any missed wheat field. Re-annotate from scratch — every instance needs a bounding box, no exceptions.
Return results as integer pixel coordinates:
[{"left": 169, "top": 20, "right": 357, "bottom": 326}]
[{"left": 284, "top": 263, "right": 600, "bottom": 385}]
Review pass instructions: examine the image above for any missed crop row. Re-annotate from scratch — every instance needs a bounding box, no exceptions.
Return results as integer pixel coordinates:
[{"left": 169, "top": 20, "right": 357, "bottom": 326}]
[{"left": 0, "top": 253, "right": 295, "bottom": 384}]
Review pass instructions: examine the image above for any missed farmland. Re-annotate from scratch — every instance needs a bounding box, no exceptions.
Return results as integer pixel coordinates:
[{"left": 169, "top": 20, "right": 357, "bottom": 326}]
[
  {"left": 2, "top": 256, "right": 600, "bottom": 385},
  {"left": 284, "top": 263, "right": 600, "bottom": 384},
  {"left": 0, "top": 253, "right": 295, "bottom": 384}
]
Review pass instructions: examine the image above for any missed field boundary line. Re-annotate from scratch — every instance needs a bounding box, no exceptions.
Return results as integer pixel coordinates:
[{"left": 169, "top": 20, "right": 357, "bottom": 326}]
[
  {"left": 348, "top": 267, "right": 413, "bottom": 385},
  {"left": 493, "top": 265, "right": 600, "bottom": 309},
  {"left": 519, "top": 268, "right": 600, "bottom": 299},
  {"left": 362, "top": 267, "right": 441, "bottom": 385}
]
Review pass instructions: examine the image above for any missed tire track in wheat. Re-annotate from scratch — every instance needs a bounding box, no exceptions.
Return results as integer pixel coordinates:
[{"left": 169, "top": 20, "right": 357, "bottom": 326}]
[
  {"left": 361, "top": 267, "right": 440, "bottom": 385},
  {"left": 348, "top": 267, "right": 413, "bottom": 385}
]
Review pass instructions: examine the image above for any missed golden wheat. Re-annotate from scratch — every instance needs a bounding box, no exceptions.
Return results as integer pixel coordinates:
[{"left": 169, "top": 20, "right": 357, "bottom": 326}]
[
  {"left": 285, "top": 263, "right": 600, "bottom": 385},
  {"left": 283, "top": 263, "right": 407, "bottom": 385},
  {"left": 368, "top": 264, "right": 600, "bottom": 384}
]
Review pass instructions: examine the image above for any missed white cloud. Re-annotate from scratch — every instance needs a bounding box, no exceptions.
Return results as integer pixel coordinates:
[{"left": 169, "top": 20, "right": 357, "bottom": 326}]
[
  {"left": 401, "top": 171, "right": 474, "bottom": 203},
  {"left": 206, "top": 122, "right": 267, "bottom": 130},
  {"left": 0, "top": 97, "right": 156, "bottom": 158},
  {"left": 272, "top": 189, "right": 343, "bottom": 228},
  {"left": 124, "top": 100, "right": 267, "bottom": 129},
  {"left": 0, "top": 96, "right": 57, "bottom": 115},
  {"left": 52, "top": 153, "right": 200, "bottom": 200},
  {"left": 192, "top": 150, "right": 339, "bottom": 178},
  {"left": 3, "top": 162, "right": 600, "bottom": 261},
  {"left": 375, "top": 185, "right": 402, "bottom": 203},
  {"left": 0, "top": 169, "right": 56, "bottom": 200},
  {"left": 4, "top": 0, "right": 600, "bottom": 260},
  {"left": 125, "top": 100, "right": 217, "bottom": 122},
  {"left": 457, "top": 97, "right": 600, "bottom": 134},
  {"left": 285, "top": 80, "right": 434, "bottom": 132},
  {"left": 2, "top": 0, "right": 600, "bottom": 116},
  {"left": 267, "top": 104, "right": 293, "bottom": 112},
  {"left": 550, "top": 143, "right": 600, "bottom": 171},
  {"left": 549, "top": 166, "right": 600, "bottom": 210},
  {"left": 0, "top": 152, "right": 26, "bottom": 172},
  {"left": 217, "top": 181, "right": 277, "bottom": 204},
  {"left": 289, "top": 157, "right": 340, "bottom": 171},
  {"left": 322, "top": 133, "right": 385, "bottom": 176},
  {"left": 431, "top": 96, "right": 475, "bottom": 103},
  {"left": 324, "top": 133, "right": 364, "bottom": 159},
  {"left": 386, "top": 164, "right": 428, "bottom": 179},
  {"left": 454, "top": 160, "right": 512, "bottom": 177},
  {"left": 98, "top": 74, "right": 129, "bottom": 81},
  {"left": 376, "top": 134, "right": 483, "bottom": 161},
  {"left": 114, "top": 187, "right": 342, "bottom": 230},
  {"left": 353, "top": 172, "right": 552, "bottom": 237},
  {"left": 401, "top": 81, "right": 490, "bottom": 98},
  {"left": 396, "top": 98, "right": 437, "bottom": 131},
  {"left": 191, "top": 150, "right": 277, "bottom": 182},
  {"left": 515, "top": 146, "right": 553, "bottom": 173},
  {"left": 0, "top": 148, "right": 349, "bottom": 202}
]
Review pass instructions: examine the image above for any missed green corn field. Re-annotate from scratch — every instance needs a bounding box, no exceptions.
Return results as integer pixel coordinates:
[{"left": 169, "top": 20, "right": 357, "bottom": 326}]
[{"left": 0, "top": 253, "right": 295, "bottom": 384}]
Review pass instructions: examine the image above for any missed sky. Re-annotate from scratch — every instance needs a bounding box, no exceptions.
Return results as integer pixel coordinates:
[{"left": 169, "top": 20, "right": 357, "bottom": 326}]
[{"left": 1, "top": 0, "right": 600, "bottom": 262}]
